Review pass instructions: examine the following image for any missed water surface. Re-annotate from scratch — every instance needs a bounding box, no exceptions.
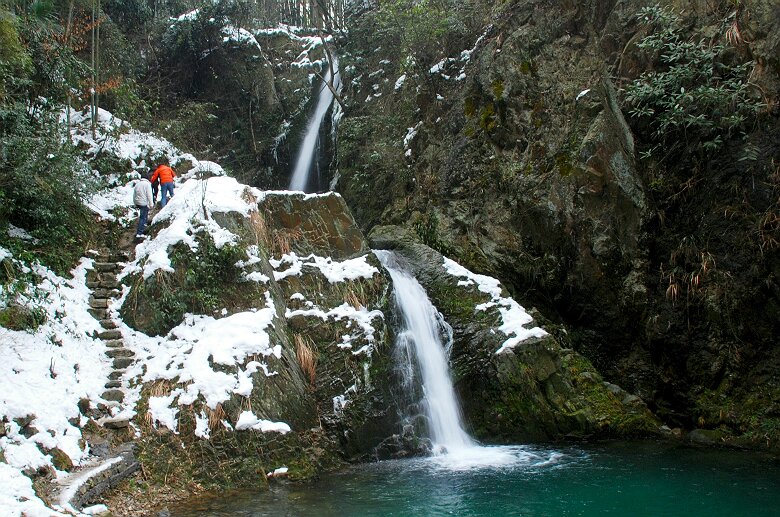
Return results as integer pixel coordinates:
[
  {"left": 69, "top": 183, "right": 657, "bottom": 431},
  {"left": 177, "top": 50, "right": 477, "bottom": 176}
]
[{"left": 172, "top": 441, "right": 780, "bottom": 516}]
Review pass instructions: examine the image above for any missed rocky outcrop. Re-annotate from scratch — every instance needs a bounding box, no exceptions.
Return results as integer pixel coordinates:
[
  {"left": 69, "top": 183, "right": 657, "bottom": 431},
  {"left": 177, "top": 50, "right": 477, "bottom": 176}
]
[{"left": 370, "top": 225, "right": 661, "bottom": 441}]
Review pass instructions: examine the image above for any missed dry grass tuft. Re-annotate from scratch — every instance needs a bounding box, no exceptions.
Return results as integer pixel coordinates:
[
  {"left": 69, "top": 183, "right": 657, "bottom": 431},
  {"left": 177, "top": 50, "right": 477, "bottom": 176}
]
[
  {"left": 206, "top": 403, "right": 226, "bottom": 431},
  {"left": 294, "top": 334, "right": 317, "bottom": 387},
  {"left": 345, "top": 289, "right": 363, "bottom": 310},
  {"left": 272, "top": 228, "right": 302, "bottom": 257},
  {"left": 249, "top": 210, "right": 271, "bottom": 249},
  {"left": 335, "top": 281, "right": 369, "bottom": 309}
]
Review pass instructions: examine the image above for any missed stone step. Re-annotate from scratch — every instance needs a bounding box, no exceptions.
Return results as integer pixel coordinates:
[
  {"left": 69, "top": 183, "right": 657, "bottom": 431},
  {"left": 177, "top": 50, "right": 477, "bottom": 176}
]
[
  {"left": 86, "top": 271, "right": 117, "bottom": 283},
  {"left": 89, "top": 299, "right": 109, "bottom": 309},
  {"left": 88, "top": 308, "right": 108, "bottom": 320},
  {"left": 106, "top": 348, "right": 134, "bottom": 359},
  {"left": 104, "top": 380, "right": 122, "bottom": 389},
  {"left": 100, "top": 319, "right": 118, "bottom": 329},
  {"left": 93, "top": 262, "right": 120, "bottom": 273},
  {"left": 104, "top": 339, "right": 124, "bottom": 348},
  {"left": 97, "top": 329, "right": 122, "bottom": 340},
  {"left": 113, "top": 357, "right": 134, "bottom": 369},
  {"left": 97, "top": 280, "right": 121, "bottom": 290},
  {"left": 92, "top": 288, "right": 121, "bottom": 299},
  {"left": 86, "top": 281, "right": 101, "bottom": 289},
  {"left": 55, "top": 443, "right": 138, "bottom": 511},
  {"left": 103, "top": 418, "right": 131, "bottom": 430},
  {"left": 96, "top": 253, "right": 128, "bottom": 263},
  {"left": 102, "top": 389, "right": 124, "bottom": 402},
  {"left": 108, "top": 370, "right": 125, "bottom": 381}
]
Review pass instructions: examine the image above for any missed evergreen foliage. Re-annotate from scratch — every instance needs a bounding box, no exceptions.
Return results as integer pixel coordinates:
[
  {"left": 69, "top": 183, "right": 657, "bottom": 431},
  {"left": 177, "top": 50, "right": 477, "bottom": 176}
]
[
  {"left": 373, "top": 0, "right": 473, "bottom": 72},
  {"left": 625, "top": 6, "right": 764, "bottom": 158}
]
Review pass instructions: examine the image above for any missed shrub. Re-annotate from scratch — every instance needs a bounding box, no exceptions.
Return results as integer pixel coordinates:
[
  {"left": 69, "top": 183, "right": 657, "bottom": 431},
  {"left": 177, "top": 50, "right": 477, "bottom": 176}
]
[
  {"left": 374, "top": 0, "right": 471, "bottom": 72},
  {"left": 0, "top": 115, "right": 98, "bottom": 274},
  {"left": 624, "top": 6, "right": 764, "bottom": 158},
  {"left": 124, "top": 234, "right": 250, "bottom": 335},
  {"left": 0, "top": 256, "right": 49, "bottom": 331}
]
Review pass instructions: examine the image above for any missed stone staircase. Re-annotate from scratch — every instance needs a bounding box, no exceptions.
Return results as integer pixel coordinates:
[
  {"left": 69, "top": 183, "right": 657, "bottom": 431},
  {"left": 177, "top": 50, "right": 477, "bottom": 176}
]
[
  {"left": 86, "top": 249, "right": 135, "bottom": 429},
  {"left": 54, "top": 248, "right": 143, "bottom": 512}
]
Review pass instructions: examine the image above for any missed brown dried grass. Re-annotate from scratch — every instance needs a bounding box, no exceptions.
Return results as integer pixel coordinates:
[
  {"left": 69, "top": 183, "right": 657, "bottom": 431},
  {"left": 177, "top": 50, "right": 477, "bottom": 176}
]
[
  {"left": 272, "top": 228, "right": 302, "bottom": 257},
  {"left": 206, "top": 403, "right": 226, "bottom": 431},
  {"left": 249, "top": 210, "right": 271, "bottom": 249},
  {"left": 294, "top": 334, "right": 317, "bottom": 387}
]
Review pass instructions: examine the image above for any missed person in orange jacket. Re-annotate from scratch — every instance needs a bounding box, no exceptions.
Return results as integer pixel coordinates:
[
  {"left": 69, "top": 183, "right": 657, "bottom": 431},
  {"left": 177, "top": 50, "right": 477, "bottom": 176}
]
[{"left": 151, "top": 162, "right": 176, "bottom": 208}]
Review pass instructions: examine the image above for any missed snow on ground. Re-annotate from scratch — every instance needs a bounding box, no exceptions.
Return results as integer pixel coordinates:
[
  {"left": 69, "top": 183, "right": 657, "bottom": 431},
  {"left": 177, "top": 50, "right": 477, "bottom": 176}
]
[
  {"left": 442, "top": 257, "right": 547, "bottom": 354},
  {"left": 122, "top": 292, "right": 283, "bottom": 434},
  {"left": 0, "top": 252, "right": 111, "bottom": 516},
  {"left": 121, "top": 174, "right": 264, "bottom": 280},
  {"left": 0, "top": 462, "right": 61, "bottom": 516}
]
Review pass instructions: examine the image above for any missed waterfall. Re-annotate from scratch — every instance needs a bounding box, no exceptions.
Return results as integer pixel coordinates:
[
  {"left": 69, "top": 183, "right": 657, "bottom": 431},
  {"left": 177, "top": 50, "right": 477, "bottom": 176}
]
[
  {"left": 375, "top": 250, "right": 475, "bottom": 454},
  {"left": 288, "top": 57, "right": 341, "bottom": 192}
]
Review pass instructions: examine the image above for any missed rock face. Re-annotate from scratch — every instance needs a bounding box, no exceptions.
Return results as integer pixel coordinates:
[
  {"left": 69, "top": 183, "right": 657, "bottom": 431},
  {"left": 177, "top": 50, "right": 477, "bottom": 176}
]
[
  {"left": 336, "top": 0, "right": 780, "bottom": 447},
  {"left": 121, "top": 192, "right": 398, "bottom": 485},
  {"left": 153, "top": 16, "right": 336, "bottom": 188},
  {"left": 370, "top": 225, "right": 661, "bottom": 441}
]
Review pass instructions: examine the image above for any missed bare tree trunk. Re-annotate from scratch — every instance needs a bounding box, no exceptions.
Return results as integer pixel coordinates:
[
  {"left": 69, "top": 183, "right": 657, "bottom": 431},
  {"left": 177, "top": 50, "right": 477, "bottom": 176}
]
[
  {"left": 249, "top": 96, "right": 258, "bottom": 153},
  {"left": 90, "top": 0, "right": 96, "bottom": 137},
  {"left": 315, "top": 32, "right": 344, "bottom": 111},
  {"left": 64, "top": 0, "right": 75, "bottom": 134},
  {"left": 95, "top": 0, "right": 101, "bottom": 123}
]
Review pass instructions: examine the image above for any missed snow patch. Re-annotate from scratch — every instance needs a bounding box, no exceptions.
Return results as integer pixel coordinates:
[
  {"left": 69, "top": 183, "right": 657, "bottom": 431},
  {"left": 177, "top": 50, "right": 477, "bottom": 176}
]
[
  {"left": 442, "top": 257, "right": 547, "bottom": 353},
  {"left": 235, "top": 411, "right": 291, "bottom": 434}
]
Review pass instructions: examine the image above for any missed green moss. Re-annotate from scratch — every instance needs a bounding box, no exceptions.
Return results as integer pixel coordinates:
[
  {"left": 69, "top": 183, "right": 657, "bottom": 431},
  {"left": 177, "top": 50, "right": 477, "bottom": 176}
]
[
  {"left": 479, "top": 103, "right": 497, "bottom": 133},
  {"left": 426, "top": 278, "right": 496, "bottom": 326},
  {"left": 491, "top": 79, "right": 505, "bottom": 100},
  {"left": 0, "top": 304, "right": 46, "bottom": 331},
  {"left": 519, "top": 60, "right": 534, "bottom": 75},
  {"left": 49, "top": 447, "right": 74, "bottom": 471},
  {"left": 555, "top": 152, "right": 574, "bottom": 177},
  {"left": 464, "top": 97, "right": 477, "bottom": 118},
  {"left": 694, "top": 379, "right": 780, "bottom": 449},
  {"left": 412, "top": 212, "right": 454, "bottom": 257},
  {"left": 561, "top": 354, "right": 659, "bottom": 437}
]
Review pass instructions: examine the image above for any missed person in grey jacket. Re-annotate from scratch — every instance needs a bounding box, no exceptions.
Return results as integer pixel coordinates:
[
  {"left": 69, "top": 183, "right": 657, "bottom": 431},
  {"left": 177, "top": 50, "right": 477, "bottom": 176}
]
[{"left": 133, "top": 172, "right": 154, "bottom": 238}]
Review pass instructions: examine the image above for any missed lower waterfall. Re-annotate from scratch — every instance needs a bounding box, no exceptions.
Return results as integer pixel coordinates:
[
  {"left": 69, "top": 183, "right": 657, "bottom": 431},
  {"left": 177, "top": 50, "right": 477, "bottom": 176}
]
[
  {"left": 375, "top": 250, "right": 475, "bottom": 454},
  {"left": 374, "top": 250, "right": 532, "bottom": 470}
]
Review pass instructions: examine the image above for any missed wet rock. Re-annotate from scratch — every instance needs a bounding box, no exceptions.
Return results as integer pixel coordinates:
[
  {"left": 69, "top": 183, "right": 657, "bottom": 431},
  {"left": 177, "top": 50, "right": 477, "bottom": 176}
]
[{"left": 688, "top": 428, "right": 727, "bottom": 446}]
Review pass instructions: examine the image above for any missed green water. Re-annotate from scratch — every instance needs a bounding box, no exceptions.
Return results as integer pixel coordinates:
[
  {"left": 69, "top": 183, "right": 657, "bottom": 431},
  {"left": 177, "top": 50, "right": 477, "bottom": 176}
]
[{"left": 172, "top": 441, "right": 780, "bottom": 516}]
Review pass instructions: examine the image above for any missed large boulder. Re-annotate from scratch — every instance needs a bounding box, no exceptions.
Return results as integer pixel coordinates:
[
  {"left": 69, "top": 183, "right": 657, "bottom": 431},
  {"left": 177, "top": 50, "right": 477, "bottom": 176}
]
[{"left": 121, "top": 191, "right": 403, "bottom": 486}]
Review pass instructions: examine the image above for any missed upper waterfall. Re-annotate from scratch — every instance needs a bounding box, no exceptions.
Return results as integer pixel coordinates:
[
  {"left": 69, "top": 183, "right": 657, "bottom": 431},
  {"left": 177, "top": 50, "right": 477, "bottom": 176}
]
[{"left": 288, "top": 57, "right": 341, "bottom": 192}]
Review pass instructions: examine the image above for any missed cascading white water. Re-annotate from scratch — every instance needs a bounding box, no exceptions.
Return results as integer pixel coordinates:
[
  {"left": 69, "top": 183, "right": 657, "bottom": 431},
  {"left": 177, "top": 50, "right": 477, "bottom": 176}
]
[
  {"left": 375, "top": 250, "right": 475, "bottom": 454},
  {"left": 288, "top": 57, "right": 341, "bottom": 192}
]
